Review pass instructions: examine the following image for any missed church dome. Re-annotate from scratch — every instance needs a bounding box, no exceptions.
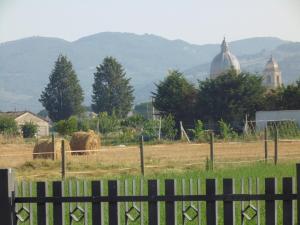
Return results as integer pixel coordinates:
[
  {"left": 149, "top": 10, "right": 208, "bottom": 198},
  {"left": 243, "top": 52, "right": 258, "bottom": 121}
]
[{"left": 210, "top": 38, "right": 241, "bottom": 79}]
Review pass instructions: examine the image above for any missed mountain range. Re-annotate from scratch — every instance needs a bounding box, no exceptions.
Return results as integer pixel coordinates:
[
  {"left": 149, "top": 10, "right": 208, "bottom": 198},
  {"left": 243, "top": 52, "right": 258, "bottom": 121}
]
[{"left": 0, "top": 32, "right": 300, "bottom": 112}]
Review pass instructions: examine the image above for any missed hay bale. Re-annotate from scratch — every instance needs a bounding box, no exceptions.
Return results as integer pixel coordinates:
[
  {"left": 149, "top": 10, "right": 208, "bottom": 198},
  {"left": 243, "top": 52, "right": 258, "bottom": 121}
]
[
  {"left": 33, "top": 138, "right": 70, "bottom": 160},
  {"left": 70, "top": 131, "right": 101, "bottom": 154}
]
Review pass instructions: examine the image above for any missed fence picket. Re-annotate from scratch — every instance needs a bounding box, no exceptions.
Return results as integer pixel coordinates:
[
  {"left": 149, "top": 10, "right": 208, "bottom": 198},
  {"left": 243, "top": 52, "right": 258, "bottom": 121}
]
[
  {"left": 256, "top": 178, "right": 260, "bottom": 225},
  {"left": 37, "top": 182, "right": 46, "bottom": 225},
  {"left": 29, "top": 182, "right": 33, "bottom": 225},
  {"left": 148, "top": 180, "right": 159, "bottom": 225},
  {"left": 283, "top": 177, "right": 293, "bottom": 225},
  {"left": 165, "top": 180, "right": 175, "bottom": 225},
  {"left": 206, "top": 179, "right": 217, "bottom": 225},
  {"left": 53, "top": 181, "right": 63, "bottom": 225},
  {"left": 108, "top": 180, "right": 118, "bottom": 225},
  {"left": 297, "top": 164, "right": 300, "bottom": 225},
  {"left": 265, "top": 178, "right": 276, "bottom": 225},
  {"left": 92, "top": 181, "right": 102, "bottom": 225},
  {"left": 223, "top": 179, "right": 234, "bottom": 225}
]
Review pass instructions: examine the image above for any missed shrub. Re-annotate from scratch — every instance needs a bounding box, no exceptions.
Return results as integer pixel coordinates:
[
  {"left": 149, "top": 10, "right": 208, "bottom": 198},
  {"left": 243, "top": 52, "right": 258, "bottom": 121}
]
[
  {"left": 21, "top": 122, "right": 38, "bottom": 138},
  {"left": 161, "top": 114, "right": 177, "bottom": 140},
  {"left": 96, "top": 112, "right": 120, "bottom": 134},
  {"left": 142, "top": 120, "right": 159, "bottom": 140},
  {"left": 54, "top": 116, "right": 78, "bottom": 135},
  {"left": 77, "top": 118, "right": 90, "bottom": 132},
  {"left": 193, "top": 120, "right": 209, "bottom": 142},
  {"left": 218, "top": 119, "right": 238, "bottom": 140},
  {"left": 0, "top": 116, "right": 18, "bottom": 135},
  {"left": 121, "top": 115, "right": 145, "bottom": 130}
]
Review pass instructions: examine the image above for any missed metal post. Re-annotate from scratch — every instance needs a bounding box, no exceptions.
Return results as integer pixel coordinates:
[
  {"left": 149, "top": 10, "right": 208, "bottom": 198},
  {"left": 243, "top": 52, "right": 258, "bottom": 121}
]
[
  {"left": 52, "top": 133, "right": 55, "bottom": 160},
  {"left": 158, "top": 117, "right": 162, "bottom": 141},
  {"left": 61, "top": 140, "right": 66, "bottom": 179},
  {"left": 274, "top": 128, "right": 278, "bottom": 165},
  {"left": 0, "top": 169, "right": 14, "bottom": 225},
  {"left": 210, "top": 131, "right": 214, "bottom": 170},
  {"left": 140, "top": 136, "right": 145, "bottom": 176},
  {"left": 264, "top": 127, "right": 268, "bottom": 163}
]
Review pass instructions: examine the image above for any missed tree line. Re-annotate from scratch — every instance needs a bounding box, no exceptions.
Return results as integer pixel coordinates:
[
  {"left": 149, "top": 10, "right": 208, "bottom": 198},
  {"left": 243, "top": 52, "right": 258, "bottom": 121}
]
[
  {"left": 153, "top": 69, "right": 300, "bottom": 132},
  {"left": 40, "top": 55, "right": 134, "bottom": 122},
  {"left": 39, "top": 54, "right": 300, "bottom": 136}
]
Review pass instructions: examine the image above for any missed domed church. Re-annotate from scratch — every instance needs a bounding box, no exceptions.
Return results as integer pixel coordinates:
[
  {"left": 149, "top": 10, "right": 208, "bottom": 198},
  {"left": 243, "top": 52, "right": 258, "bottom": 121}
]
[
  {"left": 209, "top": 38, "right": 283, "bottom": 89},
  {"left": 262, "top": 56, "right": 282, "bottom": 88},
  {"left": 210, "top": 38, "right": 241, "bottom": 79}
]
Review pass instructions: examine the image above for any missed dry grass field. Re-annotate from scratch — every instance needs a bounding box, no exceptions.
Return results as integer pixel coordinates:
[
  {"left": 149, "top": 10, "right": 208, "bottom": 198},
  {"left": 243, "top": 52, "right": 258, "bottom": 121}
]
[{"left": 0, "top": 140, "right": 300, "bottom": 179}]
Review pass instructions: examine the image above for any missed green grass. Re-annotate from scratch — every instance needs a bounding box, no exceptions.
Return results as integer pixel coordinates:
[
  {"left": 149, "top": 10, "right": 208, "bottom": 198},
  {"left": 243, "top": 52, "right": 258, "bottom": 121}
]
[{"left": 14, "top": 162, "right": 298, "bottom": 225}]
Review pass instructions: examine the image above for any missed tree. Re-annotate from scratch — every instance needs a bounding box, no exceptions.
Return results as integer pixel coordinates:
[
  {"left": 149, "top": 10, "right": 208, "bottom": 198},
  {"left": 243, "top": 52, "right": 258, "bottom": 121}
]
[
  {"left": 280, "top": 81, "right": 300, "bottom": 109},
  {"left": 21, "top": 122, "right": 38, "bottom": 138},
  {"left": 0, "top": 116, "right": 18, "bottom": 135},
  {"left": 197, "top": 70, "right": 266, "bottom": 129},
  {"left": 40, "top": 55, "right": 84, "bottom": 122},
  {"left": 263, "top": 80, "right": 300, "bottom": 111},
  {"left": 161, "top": 114, "right": 177, "bottom": 140},
  {"left": 92, "top": 57, "right": 134, "bottom": 118},
  {"left": 262, "top": 87, "right": 284, "bottom": 110},
  {"left": 152, "top": 70, "right": 197, "bottom": 124}
]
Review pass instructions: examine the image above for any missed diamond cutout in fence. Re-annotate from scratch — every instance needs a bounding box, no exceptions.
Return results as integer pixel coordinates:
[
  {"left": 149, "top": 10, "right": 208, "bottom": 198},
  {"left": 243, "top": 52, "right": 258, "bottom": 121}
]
[
  {"left": 70, "top": 206, "right": 85, "bottom": 222},
  {"left": 16, "top": 206, "right": 30, "bottom": 223},
  {"left": 183, "top": 204, "right": 198, "bottom": 221},
  {"left": 126, "top": 205, "right": 141, "bottom": 222},
  {"left": 242, "top": 204, "right": 257, "bottom": 221}
]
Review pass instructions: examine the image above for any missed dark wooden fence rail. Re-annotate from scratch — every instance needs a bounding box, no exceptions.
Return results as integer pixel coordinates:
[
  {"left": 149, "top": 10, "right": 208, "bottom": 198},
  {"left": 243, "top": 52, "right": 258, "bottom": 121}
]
[{"left": 1, "top": 164, "right": 300, "bottom": 225}]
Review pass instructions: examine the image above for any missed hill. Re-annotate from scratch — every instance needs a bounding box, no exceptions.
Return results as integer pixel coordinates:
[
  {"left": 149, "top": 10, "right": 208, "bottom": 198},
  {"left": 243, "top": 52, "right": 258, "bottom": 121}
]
[{"left": 0, "top": 32, "right": 298, "bottom": 112}]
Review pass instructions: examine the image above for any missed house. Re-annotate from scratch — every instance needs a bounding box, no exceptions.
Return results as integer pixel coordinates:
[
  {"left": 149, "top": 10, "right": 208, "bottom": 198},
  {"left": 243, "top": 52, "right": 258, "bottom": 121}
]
[{"left": 0, "top": 111, "right": 50, "bottom": 136}]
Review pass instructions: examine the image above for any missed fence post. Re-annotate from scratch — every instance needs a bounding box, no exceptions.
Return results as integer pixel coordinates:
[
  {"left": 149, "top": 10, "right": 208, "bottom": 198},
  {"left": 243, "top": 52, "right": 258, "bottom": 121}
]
[
  {"left": 265, "top": 178, "right": 276, "bottom": 225},
  {"left": 274, "top": 128, "right": 278, "bottom": 165},
  {"left": 297, "top": 164, "right": 300, "bottom": 224},
  {"left": 0, "top": 169, "right": 14, "bottom": 225},
  {"left": 140, "top": 136, "right": 145, "bottom": 176},
  {"left": 61, "top": 140, "right": 66, "bottom": 180},
  {"left": 206, "top": 179, "right": 217, "bottom": 225},
  {"left": 52, "top": 133, "right": 55, "bottom": 160},
  {"left": 148, "top": 180, "right": 159, "bottom": 225},
  {"left": 223, "top": 179, "right": 234, "bottom": 225},
  {"left": 282, "top": 177, "right": 293, "bottom": 225},
  {"left": 53, "top": 181, "right": 63, "bottom": 225},
  {"left": 165, "top": 180, "right": 175, "bottom": 225},
  {"left": 264, "top": 127, "right": 268, "bottom": 163},
  {"left": 210, "top": 131, "right": 214, "bottom": 170},
  {"left": 108, "top": 180, "right": 118, "bottom": 225}
]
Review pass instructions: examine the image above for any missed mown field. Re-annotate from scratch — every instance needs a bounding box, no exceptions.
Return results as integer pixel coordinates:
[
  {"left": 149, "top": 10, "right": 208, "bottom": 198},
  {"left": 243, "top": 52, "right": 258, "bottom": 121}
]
[{"left": 0, "top": 140, "right": 299, "bottom": 179}]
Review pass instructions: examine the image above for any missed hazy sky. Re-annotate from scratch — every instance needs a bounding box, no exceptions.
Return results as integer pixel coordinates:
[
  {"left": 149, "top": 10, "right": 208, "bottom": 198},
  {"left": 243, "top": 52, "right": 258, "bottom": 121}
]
[{"left": 1, "top": 0, "right": 300, "bottom": 44}]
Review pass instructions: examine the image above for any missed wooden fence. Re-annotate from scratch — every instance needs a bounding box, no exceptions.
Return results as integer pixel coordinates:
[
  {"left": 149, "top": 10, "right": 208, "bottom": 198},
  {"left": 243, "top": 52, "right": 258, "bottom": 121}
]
[{"left": 1, "top": 164, "right": 300, "bottom": 225}]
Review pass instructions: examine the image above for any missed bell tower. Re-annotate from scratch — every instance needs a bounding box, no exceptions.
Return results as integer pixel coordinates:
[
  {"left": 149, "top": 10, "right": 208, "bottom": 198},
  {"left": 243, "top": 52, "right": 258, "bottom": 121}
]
[{"left": 262, "top": 56, "right": 282, "bottom": 88}]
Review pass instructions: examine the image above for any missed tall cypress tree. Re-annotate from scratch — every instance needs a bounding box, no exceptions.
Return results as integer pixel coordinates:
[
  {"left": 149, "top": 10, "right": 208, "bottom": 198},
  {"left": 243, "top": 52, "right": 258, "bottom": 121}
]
[
  {"left": 40, "top": 55, "right": 84, "bottom": 122},
  {"left": 92, "top": 57, "right": 134, "bottom": 118}
]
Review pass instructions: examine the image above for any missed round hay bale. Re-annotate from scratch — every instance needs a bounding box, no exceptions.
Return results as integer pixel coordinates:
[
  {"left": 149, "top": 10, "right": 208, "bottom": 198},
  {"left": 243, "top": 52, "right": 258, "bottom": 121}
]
[
  {"left": 70, "top": 131, "right": 101, "bottom": 155},
  {"left": 33, "top": 138, "right": 71, "bottom": 160}
]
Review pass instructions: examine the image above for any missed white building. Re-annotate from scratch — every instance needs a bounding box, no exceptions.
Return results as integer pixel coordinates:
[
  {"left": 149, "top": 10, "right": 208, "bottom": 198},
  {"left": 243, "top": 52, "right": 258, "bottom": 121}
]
[
  {"left": 210, "top": 38, "right": 241, "bottom": 79},
  {"left": 0, "top": 111, "right": 50, "bottom": 136},
  {"left": 255, "top": 110, "right": 300, "bottom": 130},
  {"left": 262, "top": 56, "right": 282, "bottom": 89}
]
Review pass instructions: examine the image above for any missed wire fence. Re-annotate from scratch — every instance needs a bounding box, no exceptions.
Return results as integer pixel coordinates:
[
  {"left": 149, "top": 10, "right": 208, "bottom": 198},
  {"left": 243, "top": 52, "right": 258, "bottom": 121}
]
[{"left": 1, "top": 133, "right": 300, "bottom": 180}]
